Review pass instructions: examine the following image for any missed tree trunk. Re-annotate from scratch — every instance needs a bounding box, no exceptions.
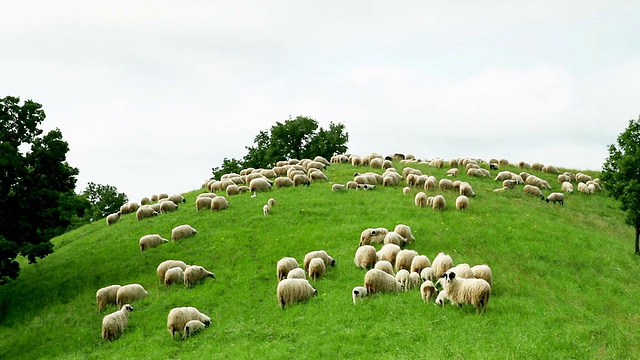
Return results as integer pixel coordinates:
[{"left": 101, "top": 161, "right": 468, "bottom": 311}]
[{"left": 636, "top": 225, "right": 640, "bottom": 256}]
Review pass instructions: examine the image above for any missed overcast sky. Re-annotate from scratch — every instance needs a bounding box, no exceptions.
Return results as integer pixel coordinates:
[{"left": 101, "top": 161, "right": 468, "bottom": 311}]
[{"left": 2, "top": 1, "right": 638, "bottom": 203}]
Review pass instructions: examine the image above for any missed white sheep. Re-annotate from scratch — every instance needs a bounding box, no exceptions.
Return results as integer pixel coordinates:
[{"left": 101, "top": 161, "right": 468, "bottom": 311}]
[
  {"left": 395, "top": 249, "right": 418, "bottom": 272},
  {"left": 226, "top": 184, "right": 240, "bottom": 196},
  {"left": 439, "top": 178, "right": 454, "bottom": 191},
  {"left": 449, "top": 263, "right": 474, "bottom": 278},
  {"left": 432, "top": 195, "right": 446, "bottom": 210},
  {"left": 578, "top": 182, "right": 590, "bottom": 195},
  {"left": 171, "top": 224, "right": 198, "bottom": 241},
  {"left": 106, "top": 212, "right": 122, "bottom": 226},
  {"left": 354, "top": 245, "right": 377, "bottom": 269},
  {"left": 116, "top": 284, "right": 148, "bottom": 309},
  {"left": 101, "top": 304, "right": 134, "bottom": 341},
  {"left": 164, "top": 267, "right": 185, "bottom": 287},
  {"left": 267, "top": 198, "right": 276, "bottom": 207},
  {"left": 263, "top": 204, "right": 271, "bottom": 216},
  {"left": 136, "top": 206, "right": 158, "bottom": 221},
  {"left": 374, "top": 260, "right": 394, "bottom": 275},
  {"left": 394, "top": 224, "right": 415, "bottom": 243},
  {"left": 277, "top": 278, "right": 317, "bottom": 309},
  {"left": 460, "top": 182, "right": 476, "bottom": 197},
  {"left": 293, "top": 174, "right": 311, "bottom": 186},
  {"left": 415, "top": 192, "right": 428, "bottom": 207},
  {"left": 383, "top": 231, "right": 407, "bottom": 247},
  {"left": 364, "top": 268, "right": 404, "bottom": 294},
  {"left": 308, "top": 258, "right": 326, "bottom": 280},
  {"left": 402, "top": 186, "right": 411, "bottom": 195},
  {"left": 210, "top": 196, "right": 229, "bottom": 211},
  {"left": 432, "top": 252, "right": 454, "bottom": 279},
  {"left": 275, "top": 177, "right": 295, "bottom": 188},
  {"left": 455, "top": 195, "right": 469, "bottom": 210},
  {"left": 184, "top": 265, "right": 215, "bottom": 287},
  {"left": 395, "top": 269, "right": 410, "bottom": 290},
  {"left": 408, "top": 271, "right": 422, "bottom": 290},
  {"left": 159, "top": 200, "right": 178, "bottom": 213},
  {"left": 440, "top": 271, "right": 491, "bottom": 313},
  {"left": 96, "top": 284, "right": 121, "bottom": 313},
  {"left": 560, "top": 181, "right": 574, "bottom": 194},
  {"left": 303, "top": 250, "right": 336, "bottom": 272},
  {"left": 157, "top": 260, "right": 188, "bottom": 283},
  {"left": 139, "top": 234, "right": 169, "bottom": 251},
  {"left": 277, "top": 257, "right": 300, "bottom": 281},
  {"left": 352, "top": 286, "right": 368, "bottom": 304},
  {"left": 168, "top": 194, "right": 186, "bottom": 204},
  {"left": 471, "top": 264, "right": 493, "bottom": 288},
  {"left": 167, "top": 307, "right": 211, "bottom": 338},
  {"left": 376, "top": 243, "right": 402, "bottom": 266},
  {"left": 195, "top": 196, "right": 213, "bottom": 211},
  {"left": 359, "top": 227, "right": 389, "bottom": 246},
  {"left": 434, "top": 288, "right": 449, "bottom": 306},
  {"left": 420, "top": 267, "right": 435, "bottom": 282},
  {"left": 286, "top": 268, "right": 306, "bottom": 280},
  {"left": 332, "top": 183, "right": 346, "bottom": 192},
  {"left": 410, "top": 255, "right": 431, "bottom": 274},
  {"left": 546, "top": 192, "right": 565, "bottom": 206},
  {"left": 183, "top": 319, "right": 206, "bottom": 340},
  {"left": 446, "top": 168, "right": 459, "bottom": 177},
  {"left": 249, "top": 177, "right": 272, "bottom": 192},
  {"left": 523, "top": 184, "right": 545, "bottom": 200},
  {"left": 420, "top": 280, "right": 437, "bottom": 303}
]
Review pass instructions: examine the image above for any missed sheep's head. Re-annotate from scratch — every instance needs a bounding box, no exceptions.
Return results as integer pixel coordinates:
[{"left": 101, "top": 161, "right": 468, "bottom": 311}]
[{"left": 122, "top": 304, "right": 134, "bottom": 312}]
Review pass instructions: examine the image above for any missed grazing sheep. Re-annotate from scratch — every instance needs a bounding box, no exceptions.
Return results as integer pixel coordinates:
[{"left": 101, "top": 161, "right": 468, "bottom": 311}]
[
  {"left": 420, "top": 280, "right": 437, "bottom": 302},
  {"left": 376, "top": 243, "right": 402, "bottom": 266},
  {"left": 168, "top": 194, "right": 186, "bottom": 204},
  {"left": 364, "top": 268, "right": 404, "bottom": 294},
  {"left": 402, "top": 186, "right": 411, "bottom": 195},
  {"left": 394, "top": 224, "right": 415, "bottom": 242},
  {"left": 546, "top": 192, "right": 565, "bottom": 206},
  {"left": 332, "top": 183, "right": 346, "bottom": 192},
  {"left": 119, "top": 203, "right": 131, "bottom": 214},
  {"left": 96, "top": 285, "right": 121, "bottom": 313},
  {"left": 171, "top": 224, "right": 198, "bottom": 241},
  {"left": 346, "top": 180, "right": 358, "bottom": 189},
  {"left": 106, "top": 212, "right": 122, "bottom": 226},
  {"left": 167, "top": 307, "right": 211, "bottom": 338},
  {"left": 263, "top": 204, "right": 271, "bottom": 216},
  {"left": 561, "top": 181, "right": 574, "bottom": 194},
  {"left": 374, "top": 260, "right": 394, "bottom": 275},
  {"left": 424, "top": 177, "right": 437, "bottom": 191},
  {"left": 210, "top": 196, "right": 229, "bottom": 211},
  {"left": 576, "top": 172, "right": 592, "bottom": 183},
  {"left": 354, "top": 245, "right": 377, "bottom": 269},
  {"left": 471, "top": 264, "right": 493, "bottom": 288},
  {"left": 308, "top": 258, "right": 326, "bottom": 280},
  {"left": 446, "top": 168, "right": 459, "bottom": 177},
  {"left": 395, "top": 269, "right": 411, "bottom": 290},
  {"left": 578, "top": 182, "right": 590, "bottom": 195},
  {"left": 383, "top": 231, "right": 407, "bottom": 247},
  {"left": 164, "top": 267, "right": 185, "bottom": 287},
  {"left": 139, "top": 234, "right": 169, "bottom": 251},
  {"left": 102, "top": 304, "right": 134, "bottom": 341},
  {"left": 523, "top": 184, "right": 545, "bottom": 200},
  {"left": 140, "top": 197, "right": 151, "bottom": 205},
  {"left": 226, "top": 184, "right": 240, "bottom": 196},
  {"left": 286, "top": 268, "right": 306, "bottom": 279},
  {"left": 503, "top": 180, "right": 518, "bottom": 189},
  {"left": 460, "top": 182, "right": 476, "bottom": 197},
  {"left": 293, "top": 174, "right": 311, "bottom": 186},
  {"left": 432, "top": 195, "right": 446, "bottom": 210},
  {"left": 408, "top": 271, "right": 422, "bottom": 290},
  {"left": 157, "top": 260, "right": 188, "bottom": 283},
  {"left": 275, "top": 177, "right": 295, "bottom": 188},
  {"left": 410, "top": 255, "right": 431, "bottom": 274},
  {"left": 116, "top": 284, "right": 148, "bottom": 309},
  {"left": 277, "top": 278, "right": 317, "bottom": 309},
  {"left": 420, "top": 267, "right": 435, "bottom": 282},
  {"left": 455, "top": 195, "right": 469, "bottom": 210},
  {"left": 439, "top": 179, "right": 454, "bottom": 191},
  {"left": 352, "top": 286, "right": 368, "bottom": 304},
  {"left": 136, "top": 206, "right": 158, "bottom": 221},
  {"left": 183, "top": 319, "right": 206, "bottom": 339},
  {"left": 267, "top": 198, "right": 276, "bottom": 207},
  {"left": 249, "top": 177, "right": 272, "bottom": 192},
  {"left": 432, "top": 252, "right": 454, "bottom": 279},
  {"left": 415, "top": 192, "right": 428, "bottom": 207},
  {"left": 359, "top": 227, "right": 389, "bottom": 246},
  {"left": 303, "top": 250, "right": 336, "bottom": 272},
  {"left": 184, "top": 265, "right": 215, "bottom": 287},
  {"left": 395, "top": 249, "right": 418, "bottom": 272},
  {"left": 435, "top": 289, "right": 449, "bottom": 306},
  {"left": 196, "top": 196, "right": 213, "bottom": 211},
  {"left": 440, "top": 271, "right": 491, "bottom": 313},
  {"left": 277, "top": 257, "right": 300, "bottom": 281}
]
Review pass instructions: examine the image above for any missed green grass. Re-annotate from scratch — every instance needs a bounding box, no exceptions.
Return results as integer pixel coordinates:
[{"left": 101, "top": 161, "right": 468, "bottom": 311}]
[{"left": 0, "top": 160, "right": 638, "bottom": 359}]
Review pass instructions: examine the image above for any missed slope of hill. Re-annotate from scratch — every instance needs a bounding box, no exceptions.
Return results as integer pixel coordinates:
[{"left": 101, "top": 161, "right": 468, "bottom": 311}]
[{"left": 0, "top": 159, "right": 637, "bottom": 359}]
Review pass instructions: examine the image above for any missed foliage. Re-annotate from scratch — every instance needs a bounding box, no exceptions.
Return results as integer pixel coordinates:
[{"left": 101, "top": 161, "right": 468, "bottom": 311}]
[
  {"left": 601, "top": 116, "right": 640, "bottom": 254},
  {"left": 81, "top": 182, "right": 128, "bottom": 221},
  {"left": 0, "top": 96, "right": 84, "bottom": 284},
  {"left": 211, "top": 157, "right": 244, "bottom": 180}
]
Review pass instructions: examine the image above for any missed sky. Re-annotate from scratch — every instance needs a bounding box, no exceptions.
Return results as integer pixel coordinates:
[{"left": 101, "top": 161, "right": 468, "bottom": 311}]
[{"left": 2, "top": 1, "right": 639, "bottom": 203}]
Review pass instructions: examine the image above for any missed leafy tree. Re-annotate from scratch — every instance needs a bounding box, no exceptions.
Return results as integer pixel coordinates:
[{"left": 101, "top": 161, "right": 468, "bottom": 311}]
[
  {"left": 212, "top": 157, "right": 244, "bottom": 180},
  {"left": 81, "top": 182, "right": 128, "bottom": 222},
  {"left": 0, "top": 96, "right": 83, "bottom": 283},
  {"left": 601, "top": 116, "right": 640, "bottom": 255}
]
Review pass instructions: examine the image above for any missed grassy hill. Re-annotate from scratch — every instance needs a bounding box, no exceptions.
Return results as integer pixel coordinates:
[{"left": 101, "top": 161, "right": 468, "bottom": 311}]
[{"left": 0, "top": 159, "right": 637, "bottom": 359}]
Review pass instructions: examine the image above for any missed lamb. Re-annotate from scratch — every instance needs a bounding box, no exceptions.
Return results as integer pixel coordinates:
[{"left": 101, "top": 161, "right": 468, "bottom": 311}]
[
  {"left": 210, "top": 196, "right": 229, "bottom": 211},
  {"left": 395, "top": 269, "right": 410, "bottom": 290},
  {"left": 277, "top": 257, "right": 300, "bottom": 281},
  {"left": 275, "top": 177, "right": 295, "bottom": 188},
  {"left": 402, "top": 186, "right": 411, "bottom": 195},
  {"left": 439, "top": 271, "right": 491, "bottom": 313},
  {"left": 546, "top": 192, "right": 565, "bottom": 206},
  {"left": 394, "top": 224, "right": 415, "bottom": 243},
  {"left": 523, "top": 184, "right": 545, "bottom": 200},
  {"left": 171, "top": 224, "right": 198, "bottom": 241},
  {"left": 332, "top": 183, "right": 346, "bottom": 192},
  {"left": 164, "top": 267, "right": 185, "bottom": 286},
  {"left": 157, "top": 260, "right": 188, "bottom": 283},
  {"left": 395, "top": 249, "right": 418, "bottom": 272},
  {"left": 167, "top": 307, "right": 211, "bottom": 338},
  {"left": 139, "top": 234, "right": 169, "bottom": 251},
  {"left": 376, "top": 243, "right": 402, "bottom": 266},
  {"left": 354, "top": 245, "right": 377, "bottom": 269},
  {"left": 410, "top": 255, "right": 431, "bottom": 274},
  {"left": 374, "top": 260, "right": 394, "bottom": 275},
  {"left": 102, "top": 304, "right": 134, "bottom": 341},
  {"left": 303, "top": 250, "right": 336, "bottom": 272},
  {"left": 308, "top": 258, "right": 326, "bottom": 280},
  {"left": 455, "top": 195, "right": 469, "bottom": 210},
  {"left": 432, "top": 195, "right": 446, "bottom": 210},
  {"left": 268, "top": 198, "right": 276, "bottom": 207},
  {"left": 277, "top": 278, "right": 317, "bottom": 309},
  {"left": 286, "top": 268, "right": 306, "bottom": 279},
  {"left": 184, "top": 265, "right": 215, "bottom": 287},
  {"left": 263, "top": 204, "right": 270, "bottom": 216},
  {"left": 249, "top": 177, "right": 272, "bottom": 192},
  {"left": 420, "top": 280, "right": 437, "bottom": 302},
  {"left": 106, "top": 212, "right": 122, "bottom": 226},
  {"left": 364, "top": 268, "right": 404, "bottom": 294},
  {"left": 346, "top": 180, "right": 358, "bottom": 189},
  {"left": 352, "top": 286, "right": 368, "bottom": 304},
  {"left": 420, "top": 267, "right": 435, "bottom": 282},
  {"left": 195, "top": 196, "right": 213, "bottom": 211},
  {"left": 431, "top": 252, "right": 454, "bottom": 279},
  {"left": 434, "top": 289, "right": 448, "bottom": 306},
  {"left": 414, "top": 192, "right": 428, "bottom": 207},
  {"left": 471, "top": 264, "right": 493, "bottom": 288},
  {"left": 116, "top": 284, "right": 148, "bottom": 309},
  {"left": 383, "top": 231, "right": 407, "bottom": 247},
  {"left": 96, "top": 285, "right": 121, "bottom": 313},
  {"left": 183, "top": 319, "right": 206, "bottom": 339},
  {"left": 408, "top": 271, "right": 422, "bottom": 290},
  {"left": 136, "top": 206, "right": 158, "bottom": 221}
]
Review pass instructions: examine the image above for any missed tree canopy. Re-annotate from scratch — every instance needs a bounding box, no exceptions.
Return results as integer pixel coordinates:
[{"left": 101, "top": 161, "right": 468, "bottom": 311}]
[
  {"left": 0, "top": 96, "right": 85, "bottom": 283},
  {"left": 81, "top": 182, "right": 128, "bottom": 222},
  {"left": 601, "top": 116, "right": 640, "bottom": 255}
]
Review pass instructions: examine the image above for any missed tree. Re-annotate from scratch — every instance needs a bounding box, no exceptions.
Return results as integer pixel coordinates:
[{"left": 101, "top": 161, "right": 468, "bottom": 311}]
[
  {"left": 81, "top": 182, "right": 128, "bottom": 222},
  {"left": 211, "top": 157, "right": 244, "bottom": 180},
  {"left": 601, "top": 116, "right": 640, "bottom": 255},
  {"left": 0, "top": 96, "right": 83, "bottom": 283}
]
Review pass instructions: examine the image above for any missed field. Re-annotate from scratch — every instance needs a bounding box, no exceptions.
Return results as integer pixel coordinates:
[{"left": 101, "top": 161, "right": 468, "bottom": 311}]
[{"left": 0, "top": 159, "right": 638, "bottom": 359}]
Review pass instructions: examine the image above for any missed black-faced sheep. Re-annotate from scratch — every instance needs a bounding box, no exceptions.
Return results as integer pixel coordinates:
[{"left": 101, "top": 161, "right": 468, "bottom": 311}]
[
  {"left": 359, "top": 227, "right": 389, "bottom": 246},
  {"left": 354, "top": 245, "right": 377, "bottom": 269},
  {"left": 171, "top": 224, "right": 198, "bottom": 241},
  {"left": 546, "top": 192, "right": 565, "bottom": 206},
  {"left": 168, "top": 194, "right": 186, "bottom": 204},
  {"left": 303, "top": 250, "right": 335, "bottom": 272},
  {"left": 116, "top": 284, "right": 148, "bottom": 309},
  {"left": 308, "top": 258, "right": 326, "bottom": 280},
  {"left": 102, "top": 304, "right": 134, "bottom": 341},
  {"left": 164, "top": 267, "right": 185, "bottom": 287},
  {"left": 432, "top": 252, "right": 454, "bottom": 279},
  {"left": 106, "top": 212, "right": 122, "bottom": 226},
  {"left": 184, "top": 265, "right": 215, "bottom": 287},
  {"left": 277, "top": 278, "right": 317, "bottom": 309},
  {"left": 183, "top": 320, "right": 206, "bottom": 339},
  {"left": 139, "top": 234, "right": 169, "bottom": 251},
  {"left": 352, "top": 286, "right": 368, "bottom": 304},
  {"left": 210, "top": 196, "right": 229, "bottom": 211},
  {"left": 277, "top": 257, "right": 300, "bottom": 281},
  {"left": 167, "top": 307, "right": 211, "bottom": 338},
  {"left": 157, "top": 260, "right": 188, "bottom": 283},
  {"left": 96, "top": 285, "right": 121, "bottom": 313},
  {"left": 440, "top": 271, "right": 491, "bottom": 313},
  {"left": 364, "top": 268, "right": 404, "bottom": 294}
]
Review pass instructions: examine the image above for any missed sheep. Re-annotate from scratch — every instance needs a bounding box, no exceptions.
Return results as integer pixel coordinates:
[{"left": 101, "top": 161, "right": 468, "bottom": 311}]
[
  {"left": 116, "top": 284, "right": 148, "bottom": 309},
  {"left": 164, "top": 267, "right": 185, "bottom": 286},
  {"left": 561, "top": 181, "right": 574, "bottom": 194},
  {"left": 455, "top": 195, "right": 469, "bottom": 210},
  {"left": 106, "top": 212, "right": 122, "bottom": 226},
  {"left": 263, "top": 204, "right": 271, "bottom": 216},
  {"left": 383, "top": 231, "right": 407, "bottom": 247},
  {"left": 158, "top": 193, "right": 169, "bottom": 200},
  {"left": 277, "top": 278, "right": 317, "bottom": 309},
  {"left": 277, "top": 257, "right": 300, "bottom": 281},
  {"left": 150, "top": 194, "right": 159, "bottom": 202},
  {"left": 402, "top": 186, "right": 411, "bottom": 195},
  {"left": 449, "top": 263, "right": 474, "bottom": 278},
  {"left": 308, "top": 258, "right": 326, "bottom": 280},
  {"left": 471, "top": 264, "right": 493, "bottom": 288},
  {"left": 303, "top": 250, "right": 335, "bottom": 272},
  {"left": 167, "top": 307, "right": 211, "bottom": 338},
  {"left": 439, "top": 178, "right": 454, "bottom": 191},
  {"left": 446, "top": 168, "right": 459, "bottom": 177},
  {"left": 546, "top": 192, "right": 565, "bottom": 206},
  {"left": 157, "top": 260, "right": 188, "bottom": 283},
  {"left": 394, "top": 224, "right": 415, "bottom": 243},
  {"left": 415, "top": 192, "right": 428, "bottom": 207},
  {"left": 460, "top": 182, "right": 476, "bottom": 197},
  {"left": 420, "top": 280, "right": 437, "bottom": 302},
  {"left": 209, "top": 196, "right": 229, "bottom": 211},
  {"left": 576, "top": 172, "right": 592, "bottom": 183},
  {"left": 184, "top": 265, "right": 215, "bottom": 287},
  {"left": 364, "top": 268, "right": 404, "bottom": 294},
  {"left": 424, "top": 177, "right": 437, "bottom": 191},
  {"left": 503, "top": 180, "right": 518, "bottom": 189},
  {"left": 410, "top": 255, "right": 431, "bottom": 274},
  {"left": 432, "top": 195, "right": 446, "bottom": 210},
  {"left": 183, "top": 319, "right": 206, "bottom": 339},
  {"left": 139, "top": 234, "right": 169, "bottom": 251},
  {"left": 310, "top": 171, "right": 329, "bottom": 182},
  {"left": 352, "top": 286, "right": 368, "bottom": 304},
  {"left": 395, "top": 269, "right": 410, "bottom": 290},
  {"left": 249, "top": 177, "right": 272, "bottom": 192},
  {"left": 102, "top": 304, "right": 134, "bottom": 341},
  {"left": 275, "top": 177, "right": 295, "bottom": 188},
  {"left": 359, "top": 227, "right": 389, "bottom": 246},
  {"left": 578, "top": 182, "right": 590, "bottom": 194},
  {"left": 136, "top": 206, "right": 158, "bottom": 221},
  {"left": 376, "top": 243, "right": 402, "bottom": 266},
  {"left": 140, "top": 197, "right": 151, "bottom": 205},
  {"left": 432, "top": 252, "right": 454, "bottom": 279},
  {"left": 408, "top": 271, "right": 422, "bottom": 290},
  {"left": 168, "top": 194, "right": 186, "bottom": 204},
  {"left": 226, "top": 184, "right": 240, "bottom": 196},
  {"left": 171, "top": 224, "right": 198, "bottom": 241},
  {"left": 332, "top": 183, "right": 346, "bottom": 192},
  {"left": 293, "top": 174, "right": 311, "bottom": 186},
  {"left": 96, "top": 285, "right": 121, "bottom": 313},
  {"left": 119, "top": 203, "right": 131, "bottom": 214},
  {"left": 268, "top": 198, "right": 276, "bottom": 207},
  {"left": 354, "top": 245, "right": 377, "bottom": 269},
  {"left": 523, "top": 184, "right": 545, "bottom": 200},
  {"left": 346, "top": 180, "right": 358, "bottom": 189},
  {"left": 494, "top": 171, "right": 514, "bottom": 182},
  {"left": 434, "top": 289, "right": 449, "bottom": 306},
  {"left": 439, "top": 271, "right": 491, "bottom": 313},
  {"left": 286, "top": 268, "right": 306, "bottom": 279},
  {"left": 395, "top": 249, "right": 418, "bottom": 272},
  {"left": 420, "top": 267, "right": 435, "bottom": 282},
  {"left": 195, "top": 196, "right": 213, "bottom": 211}
]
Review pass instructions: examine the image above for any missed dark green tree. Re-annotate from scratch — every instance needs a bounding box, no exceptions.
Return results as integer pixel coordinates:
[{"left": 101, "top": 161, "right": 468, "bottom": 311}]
[
  {"left": 81, "top": 182, "right": 128, "bottom": 221},
  {"left": 601, "top": 116, "right": 640, "bottom": 255},
  {"left": 0, "top": 96, "right": 82, "bottom": 283},
  {"left": 212, "top": 157, "right": 244, "bottom": 180}
]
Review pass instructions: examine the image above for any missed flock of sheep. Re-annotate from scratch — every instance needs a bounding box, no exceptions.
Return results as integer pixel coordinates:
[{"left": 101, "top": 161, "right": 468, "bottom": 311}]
[{"left": 96, "top": 151, "right": 598, "bottom": 341}]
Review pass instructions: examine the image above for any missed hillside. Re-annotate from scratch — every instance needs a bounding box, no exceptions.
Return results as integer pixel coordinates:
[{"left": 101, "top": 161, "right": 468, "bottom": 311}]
[{"left": 0, "top": 158, "right": 637, "bottom": 359}]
